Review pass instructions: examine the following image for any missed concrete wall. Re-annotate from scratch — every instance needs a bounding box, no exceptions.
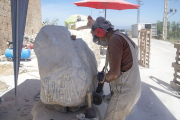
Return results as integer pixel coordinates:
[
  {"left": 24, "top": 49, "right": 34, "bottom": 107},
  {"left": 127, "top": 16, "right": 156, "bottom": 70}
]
[
  {"left": 132, "top": 23, "right": 157, "bottom": 38},
  {"left": 0, "top": 0, "right": 42, "bottom": 55},
  {"left": 132, "top": 24, "right": 138, "bottom": 38}
]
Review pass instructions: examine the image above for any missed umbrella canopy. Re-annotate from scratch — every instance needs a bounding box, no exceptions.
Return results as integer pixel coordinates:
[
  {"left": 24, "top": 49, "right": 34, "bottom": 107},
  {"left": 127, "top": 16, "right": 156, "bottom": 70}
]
[
  {"left": 64, "top": 14, "right": 88, "bottom": 25},
  {"left": 73, "top": 0, "right": 139, "bottom": 19},
  {"left": 11, "top": 0, "right": 29, "bottom": 103}
]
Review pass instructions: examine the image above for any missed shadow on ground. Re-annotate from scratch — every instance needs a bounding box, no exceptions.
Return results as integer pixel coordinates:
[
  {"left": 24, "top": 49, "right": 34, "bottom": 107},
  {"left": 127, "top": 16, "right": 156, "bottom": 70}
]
[
  {"left": 126, "top": 80, "right": 178, "bottom": 120},
  {"left": 149, "top": 76, "right": 180, "bottom": 97},
  {"left": 0, "top": 79, "right": 40, "bottom": 120},
  {"left": 0, "top": 78, "right": 179, "bottom": 120}
]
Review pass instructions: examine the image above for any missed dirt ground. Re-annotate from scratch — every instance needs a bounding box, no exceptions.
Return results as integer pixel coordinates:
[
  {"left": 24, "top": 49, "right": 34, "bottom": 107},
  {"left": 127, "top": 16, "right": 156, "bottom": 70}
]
[{"left": 0, "top": 38, "right": 180, "bottom": 120}]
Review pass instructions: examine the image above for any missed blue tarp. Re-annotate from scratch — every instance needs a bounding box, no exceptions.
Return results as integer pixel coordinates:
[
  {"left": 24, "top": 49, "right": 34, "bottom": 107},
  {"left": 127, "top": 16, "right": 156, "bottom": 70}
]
[{"left": 11, "top": 0, "right": 29, "bottom": 101}]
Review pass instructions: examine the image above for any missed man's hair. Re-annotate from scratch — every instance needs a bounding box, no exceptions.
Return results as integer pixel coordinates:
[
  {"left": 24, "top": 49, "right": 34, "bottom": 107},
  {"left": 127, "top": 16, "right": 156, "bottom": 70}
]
[{"left": 107, "top": 28, "right": 114, "bottom": 32}]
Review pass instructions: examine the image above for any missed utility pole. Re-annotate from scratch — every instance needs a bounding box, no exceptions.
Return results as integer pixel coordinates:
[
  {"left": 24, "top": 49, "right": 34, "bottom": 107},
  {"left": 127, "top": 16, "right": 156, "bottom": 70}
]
[
  {"left": 137, "top": 0, "right": 143, "bottom": 24},
  {"left": 163, "top": 0, "right": 169, "bottom": 40},
  {"left": 137, "top": 0, "right": 141, "bottom": 24}
]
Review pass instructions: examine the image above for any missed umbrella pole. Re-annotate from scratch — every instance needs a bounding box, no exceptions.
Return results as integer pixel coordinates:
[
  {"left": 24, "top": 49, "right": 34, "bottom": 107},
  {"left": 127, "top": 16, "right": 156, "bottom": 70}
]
[
  {"left": 105, "top": 3, "right": 107, "bottom": 19},
  {"left": 91, "top": 8, "right": 92, "bottom": 16},
  {"left": 15, "top": 0, "right": 19, "bottom": 106}
]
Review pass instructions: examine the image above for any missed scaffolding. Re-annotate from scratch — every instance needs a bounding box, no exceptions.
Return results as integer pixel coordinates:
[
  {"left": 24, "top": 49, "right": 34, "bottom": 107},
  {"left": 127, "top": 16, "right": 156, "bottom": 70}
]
[
  {"left": 138, "top": 29, "right": 151, "bottom": 68},
  {"left": 171, "top": 43, "right": 180, "bottom": 90}
]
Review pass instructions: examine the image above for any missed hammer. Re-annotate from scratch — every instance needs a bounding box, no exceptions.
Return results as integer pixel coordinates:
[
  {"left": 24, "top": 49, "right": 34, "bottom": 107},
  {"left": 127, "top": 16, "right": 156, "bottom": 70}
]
[{"left": 85, "top": 92, "right": 96, "bottom": 118}]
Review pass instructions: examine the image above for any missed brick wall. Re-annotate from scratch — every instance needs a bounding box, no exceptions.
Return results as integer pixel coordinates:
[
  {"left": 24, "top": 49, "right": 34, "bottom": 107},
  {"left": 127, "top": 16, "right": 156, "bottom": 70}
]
[{"left": 0, "top": 0, "right": 42, "bottom": 55}]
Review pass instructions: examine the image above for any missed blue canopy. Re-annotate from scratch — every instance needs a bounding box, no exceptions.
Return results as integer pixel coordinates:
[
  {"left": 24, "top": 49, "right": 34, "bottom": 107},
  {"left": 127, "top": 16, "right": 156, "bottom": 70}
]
[{"left": 11, "top": 0, "right": 29, "bottom": 102}]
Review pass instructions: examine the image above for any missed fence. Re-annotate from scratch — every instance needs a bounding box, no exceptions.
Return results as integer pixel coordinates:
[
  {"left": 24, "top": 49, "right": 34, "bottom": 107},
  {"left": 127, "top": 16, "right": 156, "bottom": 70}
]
[{"left": 138, "top": 29, "right": 151, "bottom": 68}]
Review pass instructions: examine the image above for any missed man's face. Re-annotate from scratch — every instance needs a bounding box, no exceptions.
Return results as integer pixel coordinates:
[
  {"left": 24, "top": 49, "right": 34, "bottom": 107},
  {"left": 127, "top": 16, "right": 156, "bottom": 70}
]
[
  {"left": 78, "top": 16, "right": 81, "bottom": 20},
  {"left": 99, "top": 37, "right": 107, "bottom": 41}
]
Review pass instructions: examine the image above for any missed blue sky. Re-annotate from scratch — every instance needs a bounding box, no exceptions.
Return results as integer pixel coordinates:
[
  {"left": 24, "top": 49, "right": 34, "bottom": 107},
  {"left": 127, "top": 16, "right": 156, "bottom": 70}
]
[{"left": 41, "top": 0, "right": 180, "bottom": 28}]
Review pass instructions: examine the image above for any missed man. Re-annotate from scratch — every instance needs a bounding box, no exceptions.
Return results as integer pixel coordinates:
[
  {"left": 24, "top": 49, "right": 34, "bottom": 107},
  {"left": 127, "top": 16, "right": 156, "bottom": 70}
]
[
  {"left": 75, "top": 15, "right": 95, "bottom": 30},
  {"left": 76, "top": 15, "right": 84, "bottom": 22},
  {"left": 91, "top": 17, "right": 141, "bottom": 120},
  {"left": 87, "top": 15, "right": 95, "bottom": 28},
  {"left": 71, "top": 16, "right": 141, "bottom": 119}
]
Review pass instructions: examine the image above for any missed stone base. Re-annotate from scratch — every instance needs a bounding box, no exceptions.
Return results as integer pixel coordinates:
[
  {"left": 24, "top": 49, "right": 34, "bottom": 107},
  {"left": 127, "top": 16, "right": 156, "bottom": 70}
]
[
  {"left": 31, "top": 101, "right": 105, "bottom": 120},
  {"left": 170, "top": 81, "right": 180, "bottom": 91}
]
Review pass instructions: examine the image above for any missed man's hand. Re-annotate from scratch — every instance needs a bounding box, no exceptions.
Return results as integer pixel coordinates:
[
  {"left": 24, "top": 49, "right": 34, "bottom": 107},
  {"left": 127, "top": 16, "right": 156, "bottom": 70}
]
[
  {"left": 104, "top": 76, "right": 111, "bottom": 83},
  {"left": 71, "top": 35, "right": 76, "bottom": 40}
]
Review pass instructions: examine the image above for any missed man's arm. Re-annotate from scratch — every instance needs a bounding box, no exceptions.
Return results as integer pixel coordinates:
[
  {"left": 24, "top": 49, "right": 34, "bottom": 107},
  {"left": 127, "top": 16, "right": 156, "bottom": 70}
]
[{"left": 105, "top": 35, "right": 123, "bottom": 83}]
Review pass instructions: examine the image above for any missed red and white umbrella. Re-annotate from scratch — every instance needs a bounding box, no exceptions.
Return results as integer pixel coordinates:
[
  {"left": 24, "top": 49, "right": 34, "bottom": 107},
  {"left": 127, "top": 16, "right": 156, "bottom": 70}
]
[{"left": 73, "top": 0, "right": 139, "bottom": 19}]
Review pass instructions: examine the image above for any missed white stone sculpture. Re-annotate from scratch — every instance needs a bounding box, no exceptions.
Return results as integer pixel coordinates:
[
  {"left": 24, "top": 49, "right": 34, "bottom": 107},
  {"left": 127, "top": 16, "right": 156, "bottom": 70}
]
[
  {"left": 34, "top": 25, "right": 98, "bottom": 107},
  {"left": 70, "top": 29, "right": 101, "bottom": 67}
]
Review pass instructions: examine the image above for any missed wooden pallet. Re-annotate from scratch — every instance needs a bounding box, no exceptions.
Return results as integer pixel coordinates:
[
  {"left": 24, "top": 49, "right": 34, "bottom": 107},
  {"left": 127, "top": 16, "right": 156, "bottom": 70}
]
[
  {"left": 171, "top": 43, "right": 180, "bottom": 90},
  {"left": 138, "top": 29, "right": 151, "bottom": 68}
]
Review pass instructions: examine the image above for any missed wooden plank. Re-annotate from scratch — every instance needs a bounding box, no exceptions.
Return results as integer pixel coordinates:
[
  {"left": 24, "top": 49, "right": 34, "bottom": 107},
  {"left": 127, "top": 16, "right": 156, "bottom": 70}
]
[
  {"left": 174, "top": 73, "right": 180, "bottom": 80},
  {"left": 174, "top": 43, "right": 180, "bottom": 49},
  {"left": 175, "top": 49, "right": 179, "bottom": 63},
  {"left": 170, "top": 81, "right": 180, "bottom": 91},
  {"left": 172, "top": 62, "right": 180, "bottom": 71}
]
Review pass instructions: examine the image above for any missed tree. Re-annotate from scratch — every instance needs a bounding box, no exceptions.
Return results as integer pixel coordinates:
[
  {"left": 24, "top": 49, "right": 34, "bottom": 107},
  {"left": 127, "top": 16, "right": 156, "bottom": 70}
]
[
  {"left": 171, "top": 21, "right": 177, "bottom": 37},
  {"left": 157, "top": 21, "right": 180, "bottom": 38},
  {"left": 43, "top": 18, "right": 59, "bottom": 25},
  {"left": 177, "top": 22, "right": 180, "bottom": 38},
  {"left": 157, "top": 21, "right": 163, "bottom": 35}
]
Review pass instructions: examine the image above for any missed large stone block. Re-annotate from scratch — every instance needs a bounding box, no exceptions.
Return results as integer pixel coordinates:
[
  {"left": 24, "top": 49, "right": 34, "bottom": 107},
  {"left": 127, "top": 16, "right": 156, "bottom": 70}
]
[
  {"left": 0, "top": 1, "right": 4, "bottom": 9},
  {"left": 0, "top": 23, "right": 3, "bottom": 30},
  {"left": 3, "top": 30, "right": 7, "bottom": 38},
  {"left": 2, "top": 16, "right": 6, "bottom": 23},
  {"left": 0, "top": 30, "right": 3, "bottom": 38},
  {"left": 0, "top": 8, "right": 4, "bottom": 16},
  {"left": 6, "top": 11, "right": 10, "bottom": 18},
  {"left": 3, "top": 23, "right": 7, "bottom": 31},
  {"left": 0, "top": 16, "right": 3, "bottom": 24},
  {"left": 34, "top": 25, "right": 98, "bottom": 107},
  {"left": 0, "top": 37, "right": 7, "bottom": 55},
  {"left": 70, "top": 29, "right": 101, "bottom": 67},
  {"left": 3, "top": 3, "right": 8, "bottom": 11},
  {"left": 3, "top": 10, "right": 7, "bottom": 17}
]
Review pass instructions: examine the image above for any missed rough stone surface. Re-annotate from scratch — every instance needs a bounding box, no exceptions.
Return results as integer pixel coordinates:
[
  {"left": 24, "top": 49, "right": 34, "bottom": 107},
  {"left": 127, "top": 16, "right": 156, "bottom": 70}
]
[
  {"left": 34, "top": 25, "right": 98, "bottom": 107},
  {"left": 0, "top": 0, "right": 42, "bottom": 55},
  {"left": 31, "top": 100, "right": 100, "bottom": 120},
  {"left": 70, "top": 29, "right": 101, "bottom": 67}
]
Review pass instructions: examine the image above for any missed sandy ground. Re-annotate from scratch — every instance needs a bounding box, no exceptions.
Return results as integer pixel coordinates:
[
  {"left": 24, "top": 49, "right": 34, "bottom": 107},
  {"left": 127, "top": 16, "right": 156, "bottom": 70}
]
[{"left": 0, "top": 38, "right": 180, "bottom": 120}]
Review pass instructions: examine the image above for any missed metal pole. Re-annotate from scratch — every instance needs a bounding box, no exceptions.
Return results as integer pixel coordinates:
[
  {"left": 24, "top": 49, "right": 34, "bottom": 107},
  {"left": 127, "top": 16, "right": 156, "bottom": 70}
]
[
  {"left": 105, "top": 3, "right": 107, "bottom": 19},
  {"left": 91, "top": 8, "right": 92, "bottom": 16},
  {"left": 15, "top": 0, "right": 19, "bottom": 105},
  {"left": 137, "top": 0, "right": 140, "bottom": 24}
]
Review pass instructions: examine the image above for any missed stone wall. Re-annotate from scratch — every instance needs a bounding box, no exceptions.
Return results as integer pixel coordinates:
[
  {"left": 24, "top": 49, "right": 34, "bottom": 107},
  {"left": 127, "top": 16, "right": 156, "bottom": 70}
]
[
  {"left": 25, "top": 0, "right": 42, "bottom": 36},
  {"left": 0, "top": 0, "right": 42, "bottom": 55},
  {"left": 0, "top": 0, "right": 11, "bottom": 55}
]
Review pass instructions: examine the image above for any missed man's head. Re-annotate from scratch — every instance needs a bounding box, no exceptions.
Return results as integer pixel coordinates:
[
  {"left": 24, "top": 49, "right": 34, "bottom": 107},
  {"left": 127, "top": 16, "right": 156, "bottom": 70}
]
[
  {"left": 91, "top": 17, "right": 114, "bottom": 45},
  {"left": 88, "top": 15, "right": 93, "bottom": 20},
  {"left": 77, "top": 15, "right": 81, "bottom": 21}
]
